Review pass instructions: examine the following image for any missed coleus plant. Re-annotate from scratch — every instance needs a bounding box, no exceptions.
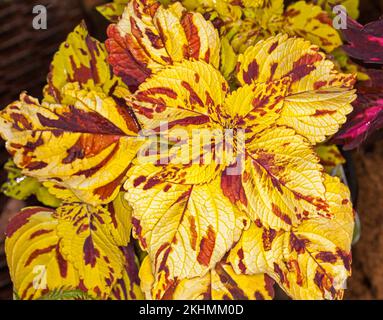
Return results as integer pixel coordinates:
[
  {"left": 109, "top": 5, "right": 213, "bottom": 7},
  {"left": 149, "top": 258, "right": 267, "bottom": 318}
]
[
  {"left": 0, "top": 0, "right": 357, "bottom": 300},
  {"left": 98, "top": 0, "right": 359, "bottom": 78}
]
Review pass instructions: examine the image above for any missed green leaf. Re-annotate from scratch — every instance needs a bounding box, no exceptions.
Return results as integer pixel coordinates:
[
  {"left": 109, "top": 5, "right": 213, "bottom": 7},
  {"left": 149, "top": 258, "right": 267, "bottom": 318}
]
[
  {"left": 1, "top": 159, "right": 61, "bottom": 207},
  {"left": 36, "top": 287, "right": 95, "bottom": 300}
]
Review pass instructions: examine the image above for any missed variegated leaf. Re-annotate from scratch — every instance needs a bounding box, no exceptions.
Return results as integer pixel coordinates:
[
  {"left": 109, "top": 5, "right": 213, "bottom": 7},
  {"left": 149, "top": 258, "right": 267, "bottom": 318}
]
[
  {"left": 315, "top": 144, "right": 345, "bottom": 173},
  {"left": 107, "top": 192, "right": 134, "bottom": 246},
  {"left": 139, "top": 256, "right": 274, "bottom": 300},
  {"left": 5, "top": 186, "right": 136, "bottom": 300},
  {"left": 128, "top": 60, "right": 233, "bottom": 184},
  {"left": 313, "top": 0, "right": 359, "bottom": 19},
  {"left": 223, "top": 78, "right": 290, "bottom": 136},
  {"left": 223, "top": 19, "right": 273, "bottom": 56},
  {"left": 236, "top": 34, "right": 356, "bottom": 143},
  {"left": 124, "top": 162, "right": 248, "bottom": 299},
  {"left": 282, "top": 1, "right": 342, "bottom": 53},
  {"left": 281, "top": 87, "right": 355, "bottom": 144},
  {"left": 229, "top": 174, "right": 354, "bottom": 300},
  {"left": 110, "top": 242, "right": 144, "bottom": 300},
  {"left": 42, "top": 181, "right": 82, "bottom": 204},
  {"left": 5, "top": 207, "right": 80, "bottom": 300},
  {"left": 96, "top": 0, "right": 129, "bottom": 22},
  {"left": 55, "top": 203, "right": 129, "bottom": 298},
  {"left": 209, "top": 262, "right": 274, "bottom": 300},
  {"left": 176, "top": 0, "right": 243, "bottom": 25},
  {"left": 129, "top": 60, "right": 228, "bottom": 131},
  {"left": 106, "top": 0, "right": 220, "bottom": 90},
  {"left": 249, "top": 0, "right": 284, "bottom": 29},
  {"left": 0, "top": 86, "right": 141, "bottom": 206},
  {"left": 236, "top": 126, "right": 326, "bottom": 231},
  {"left": 243, "top": 0, "right": 269, "bottom": 8},
  {"left": 44, "top": 23, "right": 129, "bottom": 104}
]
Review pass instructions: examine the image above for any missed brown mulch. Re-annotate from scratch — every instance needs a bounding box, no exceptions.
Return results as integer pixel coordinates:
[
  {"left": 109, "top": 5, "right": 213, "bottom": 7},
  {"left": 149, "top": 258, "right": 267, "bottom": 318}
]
[{"left": 346, "top": 141, "right": 383, "bottom": 299}]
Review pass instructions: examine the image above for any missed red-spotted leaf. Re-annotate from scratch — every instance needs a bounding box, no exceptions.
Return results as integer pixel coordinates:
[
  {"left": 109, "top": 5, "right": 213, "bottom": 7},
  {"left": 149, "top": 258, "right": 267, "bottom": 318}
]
[
  {"left": 5, "top": 198, "right": 137, "bottom": 300},
  {"left": 105, "top": 0, "right": 220, "bottom": 90},
  {"left": 0, "top": 86, "right": 142, "bottom": 206},
  {"left": 229, "top": 175, "right": 354, "bottom": 300},
  {"left": 139, "top": 255, "right": 275, "bottom": 300},
  {"left": 44, "top": 22, "right": 129, "bottom": 104},
  {"left": 5, "top": 207, "right": 80, "bottom": 300},
  {"left": 110, "top": 242, "right": 144, "bottom": 300}
]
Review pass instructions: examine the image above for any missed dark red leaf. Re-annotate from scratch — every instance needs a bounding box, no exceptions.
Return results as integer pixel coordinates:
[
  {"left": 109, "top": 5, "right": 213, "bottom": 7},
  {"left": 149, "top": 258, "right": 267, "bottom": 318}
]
[
  {"left": 342, "top": 17, "right": 383, "bottom": 64},
  {"left": 334, "top": 69, "right": 383, "bottom": 149}
]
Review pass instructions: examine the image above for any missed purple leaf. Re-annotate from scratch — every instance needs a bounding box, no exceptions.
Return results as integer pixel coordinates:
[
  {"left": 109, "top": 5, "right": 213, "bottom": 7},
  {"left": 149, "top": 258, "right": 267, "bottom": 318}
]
[
  {"left": 334, "top": 69, "right": 383, "bottom": 149},
  {"left": 342, "top": 16, "right": 383, "bottom": 64}
]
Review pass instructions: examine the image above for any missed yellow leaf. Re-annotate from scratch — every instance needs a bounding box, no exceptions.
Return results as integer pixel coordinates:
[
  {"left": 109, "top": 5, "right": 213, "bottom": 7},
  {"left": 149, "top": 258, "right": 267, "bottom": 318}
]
[
  {"left": 0, "top": 87, "right": 142, "bottom": 206},
  {"left": 106, "top": 0, "right": 220, "bottom": 89},
  {"left": 139, "top": 256, "right": 156, "bottom": 299},
  {"left": 110, "top": 242, "right": 144, "bottom": 300},
  {"left": 44, "top": 23, "right": 129, "bottom": 104},
  {"left": 220, "top": 36, "right": 238, "bottom": 79},
  {"left": 124, "top": 162, "right": 248, "bottom": 299},
  {"left": 237, "top": 34, "right": 356, "bottom": 143},
  {"left": 179, "top": 0, "right": 243, "bottom": 24},
  {"left": 242, "top": 0, "right": 268, "bottom": 8},
  {"left": 5, "top": 201, "right": 136, "bottom": 299},
  {"left": 128, "top": 60, "right": 232, "bottom": 185},
  {"left": 315, "top": 0, "right": 359, "bottom": 19},
  {"left": 55, "top": 203, "right": 130, "bottom": 298},
  {"left": 42, "top": 181, "right": 81, "bottom": 204},
  {"left": 96, "top": 0, "right": 129, "bottom": 22},
  {"left": 315, "top": 144, "right": 345, "bottom": 173},
  {"left": 5, "top": 207, "right": 80, "bottom": 300},
  {"left": 225, "top": 19, "right": 273, "bottom": 55},
  {"left": 241, "top": 126, "right": 326, "bottom": 230},
  {"left": 129, "top": 60, "right": 228, "bottom": 131},
  {"left": 229, "top": 174, "right": 354, "bottom": 300},
  {"left": 281, "top": 1, "right": 342, "bottom": 53},
  {"left": 223, "top": 78, "right": 290, "bottom": 135},
  {"left": 2, "top": 160, "right": 61, "bottom": 207},
  {"left": 280, "top": 87, "right": 355, "bottom": 144},
  {"left": 249, "top": 0, "right": 284, "bottom": 29},
  {"left": 107, "top": 192, "right": 134, "bottom": 247},
  {"left": 210, "top": 262, "right": 274, "bottom": 300},
  {"left": 44, "top": 183, "right": 135, "bottom": 244},
  {"left": 0, "top": 23, "right": 140, "bottom": 206},
  {"left": 139, "top": 255, "right": 274, "bottom": 300}
]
